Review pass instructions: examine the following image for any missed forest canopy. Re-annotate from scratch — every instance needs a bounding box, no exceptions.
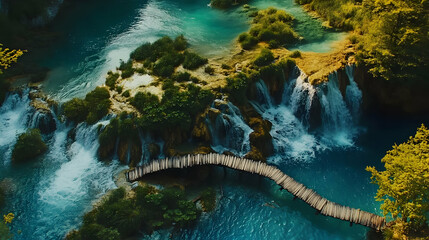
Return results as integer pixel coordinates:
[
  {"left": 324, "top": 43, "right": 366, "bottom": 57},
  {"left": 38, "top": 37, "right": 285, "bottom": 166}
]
[{"left": 297, "top": 0, "right": 429, "bottom": 82}]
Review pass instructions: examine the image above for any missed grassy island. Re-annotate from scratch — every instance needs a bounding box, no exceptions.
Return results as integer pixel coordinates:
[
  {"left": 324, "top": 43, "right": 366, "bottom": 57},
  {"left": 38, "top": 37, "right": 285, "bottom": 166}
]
[{"left": 238, "top": 7, "right": 299, "bottom": 50}]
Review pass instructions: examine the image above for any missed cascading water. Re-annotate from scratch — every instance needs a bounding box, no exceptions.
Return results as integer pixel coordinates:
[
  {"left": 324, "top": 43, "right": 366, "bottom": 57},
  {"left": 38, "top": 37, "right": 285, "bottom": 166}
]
[
  {"left": 0, "top": 90, "right": 34, "bottom": 164},
  {"left": 207, "top": 99, "right": 253, "bottom": 156},
  {"left": 345, "top": 64, "right": 362, "bottom": 120},
  {"left": 0, "top": 91, "right": 124, "bottom": 239},
  {"left": 251, "top": 77, "right": 323, "bottom": 163},
  {"left": 318, "top": 71, "right": 356, "bottom": 146}
]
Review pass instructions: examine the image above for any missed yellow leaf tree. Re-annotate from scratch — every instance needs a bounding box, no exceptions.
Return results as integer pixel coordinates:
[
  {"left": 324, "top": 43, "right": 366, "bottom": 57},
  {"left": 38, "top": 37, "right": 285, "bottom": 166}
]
[
  {"left": 366, "top": 124, "right": 429, "bottom": 228},
  {"left": 0, "top": 44, "right": 24, "bottom": 74}
]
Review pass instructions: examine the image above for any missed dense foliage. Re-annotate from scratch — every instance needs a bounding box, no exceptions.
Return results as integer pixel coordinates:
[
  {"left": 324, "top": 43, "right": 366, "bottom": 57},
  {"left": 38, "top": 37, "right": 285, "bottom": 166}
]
[
  {"left": 66, "top": 186, "right": 200, "bottom": 240},
  {"left": 130, "top": 83, "right": 214, "bottom": 132},
  {"left": 366, "top": 124, "right": 429, "bottom": 229},
  {"left": 210, "top": 0, "right": 249, "bottom": 9},
  {"left": 129, "top": 36, "right": 207, "bottom": 78},
  {"left": 254, "top": 49, "right": 275, "bottom": 67},
  {"left": 12, "top": 128, "right": 47, "bottom": 162},
  {"left": 63, "top": 87, "right": 111, "bottom": 124},
  {"left": 297, "top": 0, "right": 429, "bottom": 82},
  {"left": 238, "top": 7, "right": 299, "bottom": 49}
]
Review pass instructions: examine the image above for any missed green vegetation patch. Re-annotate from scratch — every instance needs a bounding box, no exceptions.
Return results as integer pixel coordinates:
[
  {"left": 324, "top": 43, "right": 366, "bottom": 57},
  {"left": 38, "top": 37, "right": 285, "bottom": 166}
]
[
  {"left": 297, "top": 0, "right": 428, "bottom": 82},
  {"left": 63, "top": 87, "right": 111, "bottom": 124},
  {"left": 66, "top": 186, "right": 200, "bottom": 240},
  {"left": 254, "top": 49, "right": 275, "bottom": 67},
  {"left": 12, "top": 128, "right": 47, "bottom": 162},
  {"left": 130, "top": 83, "right": 214, "bottom": 132},
  {"left": 129, "top": 36, "right": 207, "bottom": 78},
  {"left": 238, "top": 7, "right": 299, "bottom": 49}
]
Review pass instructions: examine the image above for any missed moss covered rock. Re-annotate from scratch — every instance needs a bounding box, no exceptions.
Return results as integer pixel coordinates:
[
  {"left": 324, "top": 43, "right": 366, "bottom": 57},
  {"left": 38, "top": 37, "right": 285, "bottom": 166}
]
[{"left": 12, "top": 128, "right": 47, "bottom": 162}]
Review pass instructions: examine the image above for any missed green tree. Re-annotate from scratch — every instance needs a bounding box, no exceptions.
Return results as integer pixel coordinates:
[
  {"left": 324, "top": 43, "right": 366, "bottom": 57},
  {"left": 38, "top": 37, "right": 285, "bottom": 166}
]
[
  {"left": 358, "top": 0, "right": 429, "bottom": 81},
  {"left": 366, "top": 124, "right": 429, "bottom": 228}
]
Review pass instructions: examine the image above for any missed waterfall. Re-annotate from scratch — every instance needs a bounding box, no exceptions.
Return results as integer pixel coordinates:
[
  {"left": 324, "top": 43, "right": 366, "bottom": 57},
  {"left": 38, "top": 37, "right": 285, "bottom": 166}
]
[
  {"left": 0, "top": 90, "right": 33, "bottom": 164},
  {"left": 207, "top": 100, "right": 253, "bottom": 156},
  {"left": 251, "top": 78, "right": 324, "bottom": 163},
  {"left": 345, "top": 64, "right": 362, "bottom": 120},
  {"left": 251, "top": 65, "right": 362, "bottom": 163},
  {"left": 287, "top": 68, "right": 316, "bottom": 126},
  {"left": 317, "top": 70, "right": 358, "bottom": 146}
]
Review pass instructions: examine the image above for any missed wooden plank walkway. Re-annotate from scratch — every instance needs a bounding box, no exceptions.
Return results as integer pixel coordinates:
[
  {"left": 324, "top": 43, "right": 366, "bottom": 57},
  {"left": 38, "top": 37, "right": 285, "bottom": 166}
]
[{"left": 126, "top": 153, "right": 385, "bottom": 230}]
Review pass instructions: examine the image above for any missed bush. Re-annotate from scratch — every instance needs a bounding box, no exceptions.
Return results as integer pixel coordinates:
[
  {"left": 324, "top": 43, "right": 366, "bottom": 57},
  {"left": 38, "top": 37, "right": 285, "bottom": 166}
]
[
  {"left": 105, "top": 72, "right": 119, "bottom": 90},
  {"left": 63, "top": 98, "right": 89, "bottom": 123},
  {"left": 122, "top": 90, "right": 130, "bottom": 98},
  {"left": 130, "top": 43, "right": 152, "bottom": 61},
  {"left": 289, "top": 50, "right": 301, "bottom": 58},
  {"left": 204, "top": 66, "right": 215, "bottom": 75},
  {"left": 174, "top": 34, "right": 188, "bottom": 51},
  {"left": 183, "top": 52, "right": 208, "bottom": 70},
  {"left": 226, "top": 73, "right": 250, "bottom": 104},
  {"left": 238, "top": 33, "right": 258, "bottom": 50},
  {"left": 221, "top": 64, "right": 231, "bottom": 69},
  {"left": 172, "top": 71, "right": 191, "bottom": 82},
  {"left": 12, "top": 128, "right": 47, "bottom": 162},
  {"left": 153, "top": 52, "right": 184, "bottom": 78},
  {"left": 254, "top": 49, "right": 275, "bottom": 67},
  {"left": 115, "top": 86, "right": 123, "bottom": 94}
]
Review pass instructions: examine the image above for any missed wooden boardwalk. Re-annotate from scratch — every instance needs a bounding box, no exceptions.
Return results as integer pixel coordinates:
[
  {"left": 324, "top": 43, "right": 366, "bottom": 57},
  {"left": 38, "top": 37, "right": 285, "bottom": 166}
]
[{"left": 126, "top": 153, "right": 385, "bottom": 230}]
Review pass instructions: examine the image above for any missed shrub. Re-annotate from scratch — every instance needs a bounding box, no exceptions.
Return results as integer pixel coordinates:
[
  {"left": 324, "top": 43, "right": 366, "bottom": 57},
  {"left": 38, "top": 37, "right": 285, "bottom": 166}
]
[
  {"left": 130, "top": 43, "right": 152, "bottom": 61},
  {"left": 153, "top": 52, "right": 184, "bottom": 78},
  {"left": 268, "top": 39, "right": 281, "bottom": 49},
  {"left": 105, "top": 72, "right": 119, "bottom": 90},
  {"left": 226, "top": 72, "right": 250, "bottom": 104},
  {"left": 204, "top": 66, "right": 215, "bottom": 75},
  {"left": 289, "top": 50, "right": 301, "bottom": 58},
  {"left": 238, "top": 33, "right": 257, "bottom": 50},
  {"left": 172, "top": 71, "right": 191, "bottom": 82},
  {"left": 122, "top": 90, "right": 130, "bottom": 98},
  {"left": 173, "top": 34, "right": 188, "bottom": 51},
  {"left": 254, "top": 49, "right": 275, "bottom": 67},
  {"left": 121, "top": 69, "right": 134, "bottom": 79},
  {"left": 183, "top": 52, "right": 208, "bottom": 70},
  {"left": 84, "top": 87, "right": 111, "bottom": 124},
  {"left": 12, "top": 128, "right": 47, "bottom": 162},
  {"left": 221, "top": 64, "right": 231, "bottom": 69},
  {"left": 115, "top": 86, "right": 123, "bottom": 94},
  {"left": 63, "top": 98, "right": 89, "bottom": 123}
]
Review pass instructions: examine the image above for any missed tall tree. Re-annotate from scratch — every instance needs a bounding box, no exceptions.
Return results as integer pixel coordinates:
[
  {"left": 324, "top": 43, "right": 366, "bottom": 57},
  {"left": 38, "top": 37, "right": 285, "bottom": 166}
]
[{"left": 366, "top": 124, "right": 429, "bottom": 228}]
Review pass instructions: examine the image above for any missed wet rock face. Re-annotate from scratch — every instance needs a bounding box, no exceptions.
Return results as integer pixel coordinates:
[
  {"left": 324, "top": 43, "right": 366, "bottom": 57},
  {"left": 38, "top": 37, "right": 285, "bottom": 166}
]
[
  {"left": 118, "top": 138, "right": 142, "bottom": 167},
  {"left": 244, "top": 146, "right": 265, "bottom": 162},
  {"left": 29, "top": 92, "right": 57, "bottom": 134},
  {"left": 248, "top": 117, "right": 274, "bottom": 160},
  {"left": 148, "top": 143, "right": 161, "bottom": 160},
  {"left": 354, "top": 66, "right": 429, "bottom": 115},
  {"left": 192, "top": 114, "right": 211, "bottom": 143}
]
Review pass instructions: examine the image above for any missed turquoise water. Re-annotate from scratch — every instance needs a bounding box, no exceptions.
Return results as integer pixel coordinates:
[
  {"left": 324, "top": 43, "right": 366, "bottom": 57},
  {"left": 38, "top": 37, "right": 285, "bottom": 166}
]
[
  {"left": 40, "top": 0, "right": 344, "bottom": 100},
  {"left": 0, "top": 1, "right": 423, "bottom": 240}
]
